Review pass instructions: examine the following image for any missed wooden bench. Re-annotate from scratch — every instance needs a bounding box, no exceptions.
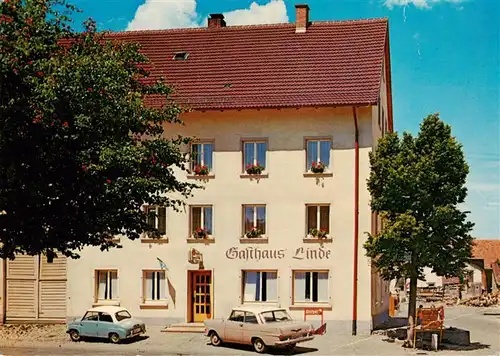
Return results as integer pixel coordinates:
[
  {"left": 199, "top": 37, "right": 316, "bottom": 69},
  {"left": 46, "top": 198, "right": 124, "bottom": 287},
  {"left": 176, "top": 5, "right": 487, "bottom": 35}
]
[{"left": 413, "top": 306, "right": 444, "bottom": 348}]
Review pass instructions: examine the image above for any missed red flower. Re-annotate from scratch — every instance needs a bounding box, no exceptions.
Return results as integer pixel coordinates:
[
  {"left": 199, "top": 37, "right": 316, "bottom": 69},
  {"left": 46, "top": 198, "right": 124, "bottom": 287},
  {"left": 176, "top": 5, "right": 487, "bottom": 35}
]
[
  {"left": 27, "top": 60, "right": 33, "bottom": 65},
  {"left": 81, "top": 165, "right": 88, "bottom": 171},
  {"left": 25, "top": 18, "right": 33, "bottom": 25},
  {"left": 87, "top": 88, "right": 92, "bottom": 92},
  {"left": 106, "top": 179, "right": 112, "bottom": 184},
  {"left": 62, "top": 121, "right": 69, "bottom": 127},
  {"left": 32, "top": 116, "right": 41, "bottom": 124},
  {"left": 36, "top": 71, "right": 44, "bottom": 77}
]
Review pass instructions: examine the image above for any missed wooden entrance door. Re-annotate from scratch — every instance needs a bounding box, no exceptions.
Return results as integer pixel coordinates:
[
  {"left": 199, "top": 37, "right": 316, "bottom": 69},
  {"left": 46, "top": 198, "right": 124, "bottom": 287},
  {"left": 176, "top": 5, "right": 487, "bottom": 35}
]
[{"left": 191, "top": 271, "right": 212, "bottom": 322}]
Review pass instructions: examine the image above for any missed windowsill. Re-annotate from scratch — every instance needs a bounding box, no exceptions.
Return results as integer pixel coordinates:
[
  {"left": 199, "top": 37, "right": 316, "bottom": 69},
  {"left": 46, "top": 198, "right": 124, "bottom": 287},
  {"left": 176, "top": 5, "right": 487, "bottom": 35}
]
[
  {"left": 240, "top": 237, "right": 269, "bottom": 244},
  {"left": 187, "top": 237, "right": 215, "bottom": 244},
  {"left": 303, "top": 237, "right": 333, "bottom": 243},
  {"left": 303, "top": 172, "right": 333, "bottom": 178},
  {"left": 140, "top": 303, "right": 169, "bottom": 310},
  {"left": 93, "top": 300, "right": 120, "bottom": 307},
  {"left": 242, "top": 301, "right": 278, "bottom": 305},
  {"left": 141, "top": 238, "right": 169, "bottom": 244},
  {"left": 289, "top": 304, "right": 332, "bottom": 311},
  {"left": 187, "top": 174, "right": 215, "bottom": 180},
  {"left": 240, "top": 173, "right": 269, "bottom": 179}
]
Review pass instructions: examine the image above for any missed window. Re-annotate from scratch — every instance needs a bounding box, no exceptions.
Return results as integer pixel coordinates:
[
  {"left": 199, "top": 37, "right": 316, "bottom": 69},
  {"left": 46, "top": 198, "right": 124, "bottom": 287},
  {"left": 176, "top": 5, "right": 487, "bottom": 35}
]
[
  {"left": 306, "top": 139, "right": 331, "bottom": 171},
  {"left": 98, "top": 312, "right": 113, "bottom": 323},
  {"left": 173, "top": 51, "right": 189, "bottom": 60},
  {"left": 243, "top": 141, "right": 267, "bottom": 171},
  {"left": 82, "top": 311, "right": 98, "bottom": 321},
  {"left": 96, "top": 270, "right": 118, "bottom": 301},
  {"left": 244, "top": 312, "right": 259, "bottom": 324},
  {"left": 229, "top": 310, "right": 244, "bottom": 322},
  {"left": 190, "top": 206, "right": 213, "bottom": 236},
  {"left": 261, "top": 310, "right": 292, "bottom": 323},
  {"left": 145, "top": 206, "right": 167, "bottom": 236},
  {"left": 143, "top": 270, "right": 166, "bottom": 302},
  {"left": 191, "top": 142, "right": 214, "bottom": 172},
  {"left": 243, "top": 205, "right": 266, "bottom": 237},
  {"left": 306, "top": 205, "right": 330, "bottom": 236},
  {"left": 242, "top": 271, "right": 277, "bottom": 302},
  {"left": 115, "top": 310, "right": 131, "bottom": 321},
  {"left": 293, "top": 271, "right": 329, "bottom": 303}
]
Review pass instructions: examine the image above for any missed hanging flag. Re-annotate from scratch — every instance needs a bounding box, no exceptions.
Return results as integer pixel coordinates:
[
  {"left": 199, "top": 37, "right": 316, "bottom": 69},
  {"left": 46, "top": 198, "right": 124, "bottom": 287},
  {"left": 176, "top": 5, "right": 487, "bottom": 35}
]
[{"left": 157, "top": 257, "right": 168, "bottom": 271}]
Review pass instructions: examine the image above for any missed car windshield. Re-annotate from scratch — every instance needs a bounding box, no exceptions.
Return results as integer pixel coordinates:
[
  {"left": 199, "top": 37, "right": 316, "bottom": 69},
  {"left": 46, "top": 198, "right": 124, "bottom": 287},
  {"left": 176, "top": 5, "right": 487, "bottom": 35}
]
[
  {"left": 115, "top": 310, "right": 132, "bottom": 321},
  {"left": 260, "top": 310, "right": 292, "bottom": 323}
]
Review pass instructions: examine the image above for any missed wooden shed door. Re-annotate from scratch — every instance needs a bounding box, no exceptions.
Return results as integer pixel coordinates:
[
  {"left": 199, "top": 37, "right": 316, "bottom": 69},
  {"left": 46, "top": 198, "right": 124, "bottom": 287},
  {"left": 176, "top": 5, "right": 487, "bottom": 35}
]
[{"left": 6, "top": 255, "right": 67, "bottom": 322}]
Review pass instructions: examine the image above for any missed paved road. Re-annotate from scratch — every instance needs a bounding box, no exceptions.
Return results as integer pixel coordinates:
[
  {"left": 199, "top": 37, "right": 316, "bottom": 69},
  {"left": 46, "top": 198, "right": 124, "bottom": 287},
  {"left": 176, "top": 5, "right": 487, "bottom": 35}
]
[{"left": 0, "top": 306, "right": 498, "bottom": 356}]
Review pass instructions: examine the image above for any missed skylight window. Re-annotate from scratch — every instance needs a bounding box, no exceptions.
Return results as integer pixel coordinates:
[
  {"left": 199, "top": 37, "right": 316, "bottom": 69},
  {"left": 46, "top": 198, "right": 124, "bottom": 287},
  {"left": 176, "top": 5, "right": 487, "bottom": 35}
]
[{"left": 172, "top": 52, "right": 189, "bottom": 60}]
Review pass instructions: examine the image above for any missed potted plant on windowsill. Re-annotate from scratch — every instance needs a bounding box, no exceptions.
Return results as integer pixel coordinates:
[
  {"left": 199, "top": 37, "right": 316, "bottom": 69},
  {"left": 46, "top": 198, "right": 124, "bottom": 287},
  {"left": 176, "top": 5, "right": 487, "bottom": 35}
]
[
  {"left": 311, "top": 161, "right": 326, "bottom": 174},
  {"left": 193, "top": 165, "right": 210, "bottom": 176},
  {"left": 193, "top": 228, "right": 209, "bottom": 239},
  {"left": 309, "top": 228, "right": 328, "bottom": 239},
  {"left": 246, "top": 163, "right": 265, "bottom": 175},
  {"left": 245, "top": 227, "right": 264, "bottom": 238}
]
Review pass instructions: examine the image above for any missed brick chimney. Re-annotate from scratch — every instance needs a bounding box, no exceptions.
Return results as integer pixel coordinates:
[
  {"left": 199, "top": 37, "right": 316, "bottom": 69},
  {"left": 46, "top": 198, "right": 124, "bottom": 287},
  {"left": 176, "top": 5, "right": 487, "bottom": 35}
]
[
  {"left": 295, "top": 4, "right": 310, "bottom": 33},
  {"left": 208, "top": 14, "right": 226, "bottom": 28}
]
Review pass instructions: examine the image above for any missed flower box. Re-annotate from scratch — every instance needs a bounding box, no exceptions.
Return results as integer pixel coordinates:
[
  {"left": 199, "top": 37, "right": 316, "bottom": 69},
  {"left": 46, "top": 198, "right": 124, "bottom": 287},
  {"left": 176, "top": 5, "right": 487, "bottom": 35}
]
[
  {"left": 193, "top": 228, "right": 209, "bottom": 239},
  {"left": 245, "top": 163, "right": 265, "bottom": 175},
  {"left": 193, "top": 165, "right": 210, "bottom": 176},
  {"left": 310, "top": 161, "right": 326, "bottom": 174},
  {"left": 309, "top": 228, "right": 329, "bottom": 239},
  {"left": 245, "top": 227, "right": 264, "bottom": 238}
]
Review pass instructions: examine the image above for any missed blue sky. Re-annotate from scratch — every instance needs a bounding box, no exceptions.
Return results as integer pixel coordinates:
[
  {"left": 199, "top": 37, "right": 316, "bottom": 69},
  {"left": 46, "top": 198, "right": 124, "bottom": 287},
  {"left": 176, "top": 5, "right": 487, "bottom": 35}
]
[{"left": 69, "top": 0, "right": 499, "bottom": 239}]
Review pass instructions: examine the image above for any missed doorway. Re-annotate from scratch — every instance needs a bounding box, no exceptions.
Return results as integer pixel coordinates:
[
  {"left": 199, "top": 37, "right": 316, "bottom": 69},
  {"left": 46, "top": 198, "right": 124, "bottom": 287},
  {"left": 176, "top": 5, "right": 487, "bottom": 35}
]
[{"left": 188, "top": 270, "right": 212, "bottom": 323}]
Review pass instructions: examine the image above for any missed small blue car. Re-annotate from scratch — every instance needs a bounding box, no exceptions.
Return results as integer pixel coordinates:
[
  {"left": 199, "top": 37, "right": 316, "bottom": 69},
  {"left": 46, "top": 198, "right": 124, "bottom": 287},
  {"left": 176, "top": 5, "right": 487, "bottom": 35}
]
[{"left": 66, "top": 306, "right": 146, "bottom": 343}]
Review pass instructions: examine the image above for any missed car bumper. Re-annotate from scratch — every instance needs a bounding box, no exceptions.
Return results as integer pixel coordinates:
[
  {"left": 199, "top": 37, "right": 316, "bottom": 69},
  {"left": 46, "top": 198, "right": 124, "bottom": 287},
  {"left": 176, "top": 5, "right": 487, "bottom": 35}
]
[
  {"left": 274, "top": 335, "right": 315, "bottom": 346},
  {"left": 127, "top": 328, "right": 146, "bottom": 338}
]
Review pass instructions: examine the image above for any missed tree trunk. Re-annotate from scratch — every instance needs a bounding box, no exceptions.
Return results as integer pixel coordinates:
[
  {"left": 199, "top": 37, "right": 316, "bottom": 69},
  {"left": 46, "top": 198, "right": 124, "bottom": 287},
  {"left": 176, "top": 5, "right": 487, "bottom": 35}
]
[{"left": 406, "top": 271, "right": 418, "bottom": 346}]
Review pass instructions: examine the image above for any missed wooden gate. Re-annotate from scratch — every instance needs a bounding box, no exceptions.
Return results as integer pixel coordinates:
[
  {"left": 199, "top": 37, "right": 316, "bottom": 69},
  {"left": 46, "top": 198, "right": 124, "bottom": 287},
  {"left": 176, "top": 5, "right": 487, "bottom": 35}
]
[{"left": 6, "top": 255, "right": 67, "bottom": 323}]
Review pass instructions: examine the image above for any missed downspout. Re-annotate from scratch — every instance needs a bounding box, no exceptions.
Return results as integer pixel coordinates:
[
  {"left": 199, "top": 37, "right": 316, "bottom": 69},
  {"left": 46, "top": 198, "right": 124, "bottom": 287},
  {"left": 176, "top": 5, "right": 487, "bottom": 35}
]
[
  {"left": 352, "top": 106, "right": 360, "bottom": 336},
  {"left": 1, "top": 258, "right": 6, "bottom": 324}
]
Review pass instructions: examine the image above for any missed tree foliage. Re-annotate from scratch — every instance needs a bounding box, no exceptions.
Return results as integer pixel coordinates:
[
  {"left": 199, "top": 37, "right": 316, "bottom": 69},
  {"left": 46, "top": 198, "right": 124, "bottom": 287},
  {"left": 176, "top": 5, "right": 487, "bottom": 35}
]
[
  {"left": 364, "top": 114, "right": 474, "bottom": 317},
  {"left": 0, "top": 0, "right": 198, "bottom": 259}
]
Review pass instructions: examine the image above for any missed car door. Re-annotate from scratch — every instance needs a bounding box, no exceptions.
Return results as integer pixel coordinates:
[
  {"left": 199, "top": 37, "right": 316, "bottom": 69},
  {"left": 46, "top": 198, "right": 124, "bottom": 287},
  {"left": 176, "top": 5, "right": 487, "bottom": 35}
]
[
  {"left": 242, "top": 312, "right": 260, "bottom": 345},
  {"left": 79, "top": 311, "right": 99, "bottom": 337},
  {"left": 96, "top": 312, "right": 115, "bottom": 338},
  {"left": 223, "top": 310, "right": 244, "bottom": 342}
]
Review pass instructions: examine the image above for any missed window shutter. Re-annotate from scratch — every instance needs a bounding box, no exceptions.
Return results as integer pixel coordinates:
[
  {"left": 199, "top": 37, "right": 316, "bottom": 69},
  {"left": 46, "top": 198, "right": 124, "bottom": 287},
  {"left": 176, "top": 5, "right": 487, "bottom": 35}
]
[
  {"left": 307, "top": 206, "right": 317, "bottom": 230},
  {"left": 158, "top": 207, "right": 167, "bottom": 234},
  {"left": 320, "top": 206, "right": 329, "bottom": 232}
]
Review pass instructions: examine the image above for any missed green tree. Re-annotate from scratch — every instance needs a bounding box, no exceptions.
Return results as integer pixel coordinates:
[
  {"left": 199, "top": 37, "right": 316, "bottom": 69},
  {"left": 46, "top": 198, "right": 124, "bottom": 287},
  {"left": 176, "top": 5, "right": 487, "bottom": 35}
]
[
  {"left": 0, "top": 0, "right": 198, "bottom": 260},
  {"left": 364, "top": 114, "right": 474, "bottom": 322}
]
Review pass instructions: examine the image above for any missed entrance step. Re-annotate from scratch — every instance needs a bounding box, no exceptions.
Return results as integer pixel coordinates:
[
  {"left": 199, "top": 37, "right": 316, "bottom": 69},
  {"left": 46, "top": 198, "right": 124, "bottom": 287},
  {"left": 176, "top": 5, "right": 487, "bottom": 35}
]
[{"left": 162, "top": 322, "right": 205, "bottom": 333}]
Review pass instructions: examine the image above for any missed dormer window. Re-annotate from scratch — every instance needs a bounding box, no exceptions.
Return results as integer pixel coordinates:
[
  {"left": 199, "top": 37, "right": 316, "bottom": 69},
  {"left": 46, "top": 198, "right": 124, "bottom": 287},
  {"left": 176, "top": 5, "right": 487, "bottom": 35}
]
[{"left": 172, "top": 52, "right": 189, "bottom": 60}]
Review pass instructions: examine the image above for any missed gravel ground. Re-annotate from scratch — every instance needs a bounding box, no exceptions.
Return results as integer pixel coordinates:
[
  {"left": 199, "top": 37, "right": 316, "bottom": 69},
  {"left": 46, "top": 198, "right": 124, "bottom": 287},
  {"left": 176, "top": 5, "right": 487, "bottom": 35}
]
[{"left": 0, "top": 324, "right": 68, "bottom": 346}]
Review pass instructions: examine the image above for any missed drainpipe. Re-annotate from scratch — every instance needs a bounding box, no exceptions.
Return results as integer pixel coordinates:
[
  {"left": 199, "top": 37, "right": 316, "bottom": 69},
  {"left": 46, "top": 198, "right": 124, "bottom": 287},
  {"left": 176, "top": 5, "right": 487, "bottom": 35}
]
[
  {"left": 1, "top": 258, "right": 6, "bottom": 324},
  {"left": 352, "top": 106, "right": 360, "bottom": 336}
]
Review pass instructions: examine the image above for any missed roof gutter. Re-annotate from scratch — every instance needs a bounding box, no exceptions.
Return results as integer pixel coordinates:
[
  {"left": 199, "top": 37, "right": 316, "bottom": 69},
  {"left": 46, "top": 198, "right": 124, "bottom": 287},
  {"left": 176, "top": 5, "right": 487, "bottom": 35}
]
[{"left": 352, "top": 106, "right": 360, "bottom": 336}]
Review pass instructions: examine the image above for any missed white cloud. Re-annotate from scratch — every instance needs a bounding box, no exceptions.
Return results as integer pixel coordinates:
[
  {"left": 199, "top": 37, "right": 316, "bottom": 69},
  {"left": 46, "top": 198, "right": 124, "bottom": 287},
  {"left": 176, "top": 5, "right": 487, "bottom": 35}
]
[
  {"left": 223, "top": 0, "right": 288, "bottom": 26},
  {"left": 126, "top": 0, "right": 288, "bottom": 31},
  {"left": 384, "top": 0, "right": 465, "bottom": 9}
]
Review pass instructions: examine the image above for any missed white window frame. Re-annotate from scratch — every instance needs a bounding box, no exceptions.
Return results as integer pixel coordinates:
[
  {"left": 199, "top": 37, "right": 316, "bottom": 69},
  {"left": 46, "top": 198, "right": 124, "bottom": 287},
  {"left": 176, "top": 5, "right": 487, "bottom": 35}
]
[
  {"left": 292, "top": 270, "right": 329, "bottom": 304},
  {"left": 242, "top": 270, "right": 278, "bottom": 303},
  {"left": 145, "top": 206, "right": 167, "bottom": 236},
  {"left": 306, "top": 139, "right": 331, "bottom": 171},
  {"left": 142, "top": 270, "right": 167, "bottom": 303},
  {"left": 191, "top": 142, "right": 214, "bottom": 171},
  {"left": 306, "top": 204, "right": 330, "bottom": 237},
  {"left": 190, "top": 205, "right": 213, "bottom": 236},
  {"left": 243, "top": 204, "right": 266, "bottom": 236},
  {"left": 243, "top": 140, "right": 267, "bottom": 171},
  {"left": 95, "top": 269, "right": 119, "bottom": 302}
]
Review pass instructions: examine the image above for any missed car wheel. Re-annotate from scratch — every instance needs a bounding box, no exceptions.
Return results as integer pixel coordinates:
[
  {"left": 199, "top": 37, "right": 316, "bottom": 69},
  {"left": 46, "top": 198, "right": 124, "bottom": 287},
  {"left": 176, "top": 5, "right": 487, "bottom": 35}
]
[
  {"left": 210, "top": 331, "right": 222, "bottom": 346},
  {"left": 253, "top": 338, "right": 267, "bottom": 354},
  {"left": 69, "top": 330, "right": 80, "bottom": 342},
  {"left": 109, "top": 332, "right": 121, "bottom": 344}
]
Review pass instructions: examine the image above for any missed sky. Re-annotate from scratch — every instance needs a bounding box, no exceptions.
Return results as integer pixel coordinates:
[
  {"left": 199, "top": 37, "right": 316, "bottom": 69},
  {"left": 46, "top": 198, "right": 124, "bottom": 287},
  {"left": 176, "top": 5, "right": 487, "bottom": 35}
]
[{"left": 68, "top": 0, "right": 499, "bottom": 239}]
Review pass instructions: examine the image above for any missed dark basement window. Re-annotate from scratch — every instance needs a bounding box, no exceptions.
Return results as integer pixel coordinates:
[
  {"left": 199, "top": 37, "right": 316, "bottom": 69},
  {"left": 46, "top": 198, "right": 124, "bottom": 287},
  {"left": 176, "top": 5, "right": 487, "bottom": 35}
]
[{"left": 172, "top": 52, "right": 189, "bottom": 60}]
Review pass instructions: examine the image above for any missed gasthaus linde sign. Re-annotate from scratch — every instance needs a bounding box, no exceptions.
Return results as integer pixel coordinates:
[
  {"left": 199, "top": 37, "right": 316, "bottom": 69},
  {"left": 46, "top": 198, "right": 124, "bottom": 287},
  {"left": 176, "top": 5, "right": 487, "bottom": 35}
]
[{"left": 225, "top": 246, "right": 332, "bottom": 261}]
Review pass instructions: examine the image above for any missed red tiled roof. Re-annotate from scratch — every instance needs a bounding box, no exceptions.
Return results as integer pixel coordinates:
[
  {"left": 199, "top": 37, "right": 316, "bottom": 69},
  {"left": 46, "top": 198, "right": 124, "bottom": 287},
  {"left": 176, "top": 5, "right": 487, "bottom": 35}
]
[
  {"left": 105, "top": 19, "right": 389, "bottom": 110},
  {"left": 472, "top": 239, "right": 500, "bottom": 269}
]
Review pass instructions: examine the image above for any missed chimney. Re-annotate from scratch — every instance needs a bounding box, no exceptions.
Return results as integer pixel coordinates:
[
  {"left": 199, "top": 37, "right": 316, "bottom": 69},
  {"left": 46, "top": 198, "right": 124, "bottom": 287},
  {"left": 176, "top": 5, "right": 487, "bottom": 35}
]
[
  {"left": 208, "top": 13, "right": 226, "bottom": 28},
  {"left": 295, "top": 4, "right": 310, "bottom": 33}
]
